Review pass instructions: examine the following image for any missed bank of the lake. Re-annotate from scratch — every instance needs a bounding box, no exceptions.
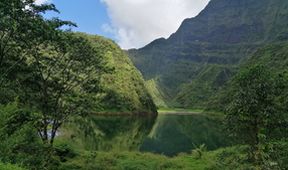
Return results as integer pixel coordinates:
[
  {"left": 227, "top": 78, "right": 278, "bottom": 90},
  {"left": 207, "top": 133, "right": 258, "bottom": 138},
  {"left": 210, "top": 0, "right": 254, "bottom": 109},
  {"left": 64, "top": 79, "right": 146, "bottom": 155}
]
[
  {"left": 158, "top": 108, "right": 204, "bottom": 114},
  {"left": 157, "top": 108, "right": 224, "bottom": 116},
  {"left": 59, "top": 146, "right": 251, "bottom": 170}
]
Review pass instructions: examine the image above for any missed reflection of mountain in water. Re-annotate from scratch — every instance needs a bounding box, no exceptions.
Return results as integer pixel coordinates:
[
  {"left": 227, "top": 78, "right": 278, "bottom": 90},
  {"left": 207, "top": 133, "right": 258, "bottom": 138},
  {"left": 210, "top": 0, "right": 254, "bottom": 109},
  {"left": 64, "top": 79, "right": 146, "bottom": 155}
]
[
  {"left": 140, "top": 114, "right": 231, "bottom": 156},
  {"left": 59, "top": 115, "right": 157, "bottom": 151},
  {"left": 59, "top": 113, "right": 230, "bottom": 156}
]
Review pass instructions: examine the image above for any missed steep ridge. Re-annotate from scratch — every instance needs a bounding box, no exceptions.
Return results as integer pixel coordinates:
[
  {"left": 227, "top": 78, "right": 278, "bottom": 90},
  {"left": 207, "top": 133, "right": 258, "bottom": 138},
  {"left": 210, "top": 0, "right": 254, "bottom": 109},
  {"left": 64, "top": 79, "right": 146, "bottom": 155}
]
[
  {"left": 78, "top": 33, "right": 157, "bottom": 113},
  {"left": 128, "top": 0, "right": 288, "bottom": 109}
]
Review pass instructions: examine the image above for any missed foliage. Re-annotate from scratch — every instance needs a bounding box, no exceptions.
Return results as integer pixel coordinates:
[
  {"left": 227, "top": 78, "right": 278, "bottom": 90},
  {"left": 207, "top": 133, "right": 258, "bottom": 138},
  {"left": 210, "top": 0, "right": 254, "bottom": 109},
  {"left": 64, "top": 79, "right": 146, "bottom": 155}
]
[
  {"left": 58, "top": 146, "right": 262, "bottom": 170},
  {"left": 0, "top": 102, "right": 55, "bottom": 169},
  {"left": 192, "top": 144, "right": 207, "bottom": 159},
  {"left": 21, "top": 32, "right": 110, "bottom": 145},
  {"left": 79, "top": 34, "right": 157, "bottom": 113},
  {"left": 0, "top": 162, "right": 26, "bottom": 170},
  {"left": 0, "top": 0, "right": 156, "bottom": 169},
  {"left": 59, "top": 151, "right": 182, "bottom": 170},
  {"left": 0, "top": 0, "right": 156, "bottom": 146},
  {"left": 225, "top": 65, "right": 287, "bottom": 167}
]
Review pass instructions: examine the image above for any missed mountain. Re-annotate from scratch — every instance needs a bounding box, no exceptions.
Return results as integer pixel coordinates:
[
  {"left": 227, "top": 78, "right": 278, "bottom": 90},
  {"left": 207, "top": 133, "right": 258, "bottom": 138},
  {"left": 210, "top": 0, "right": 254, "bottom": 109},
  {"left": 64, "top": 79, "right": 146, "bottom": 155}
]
[
  {"left": 78, "top": 34, "right": 157, "bottom": 114},
  {"left": 128, "top": 0, "right": 288, "bottom": 109}
]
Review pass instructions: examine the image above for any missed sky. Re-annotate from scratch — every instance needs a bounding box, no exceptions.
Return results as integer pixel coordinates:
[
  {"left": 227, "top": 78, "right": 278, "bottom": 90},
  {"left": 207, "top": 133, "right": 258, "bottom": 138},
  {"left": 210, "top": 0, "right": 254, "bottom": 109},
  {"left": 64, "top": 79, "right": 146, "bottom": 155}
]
[{"left": 36, "top": 0, "right": 210, "bottom": 49}]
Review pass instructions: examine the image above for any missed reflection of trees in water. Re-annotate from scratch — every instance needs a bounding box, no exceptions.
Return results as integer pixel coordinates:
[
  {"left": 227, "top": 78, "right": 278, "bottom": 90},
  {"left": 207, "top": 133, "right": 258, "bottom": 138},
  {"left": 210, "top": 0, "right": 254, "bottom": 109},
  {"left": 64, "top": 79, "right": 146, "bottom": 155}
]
[
  {"left": 62, "top": 114, "right": 157, "bottom": 151},
  {"left": 140, "top": 114, "right": 231, "bottom": 156}
]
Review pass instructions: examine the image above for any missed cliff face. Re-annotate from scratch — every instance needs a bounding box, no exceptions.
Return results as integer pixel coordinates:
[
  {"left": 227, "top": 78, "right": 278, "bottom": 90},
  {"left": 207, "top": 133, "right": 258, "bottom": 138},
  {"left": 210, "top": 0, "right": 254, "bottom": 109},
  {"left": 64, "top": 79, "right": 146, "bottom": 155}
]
[
  {"left": 128, "top": 0, "right": 288, "bottom": 108},
  {"left": 172, "top": 0, "right": 288, "bottom": 44}
]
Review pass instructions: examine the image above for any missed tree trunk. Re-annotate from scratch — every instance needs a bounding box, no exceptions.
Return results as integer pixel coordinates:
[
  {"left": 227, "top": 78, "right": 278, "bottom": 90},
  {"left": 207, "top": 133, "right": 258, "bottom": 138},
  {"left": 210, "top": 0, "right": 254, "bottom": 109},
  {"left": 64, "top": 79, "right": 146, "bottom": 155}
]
[{"left": 251, "top": 116, "right": 261, "bottom": 168}]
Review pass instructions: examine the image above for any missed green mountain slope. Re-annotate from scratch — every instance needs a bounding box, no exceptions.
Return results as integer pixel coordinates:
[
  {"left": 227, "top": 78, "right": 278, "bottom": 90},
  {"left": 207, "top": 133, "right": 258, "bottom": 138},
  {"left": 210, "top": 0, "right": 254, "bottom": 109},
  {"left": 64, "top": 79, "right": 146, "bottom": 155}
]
[
  {"left": 175, "top": 64, "right": 237, "bottom": 108},
  {"left": 145, "top": 79, "right": 168, "bottom": 108},
  {"left": 245, "top": 43, "right": 288, "bottom": 70},
  {"left": 128, "top": 0, "right": 288, "bottom": 109},
  {"left": 208, "top": 42, "right": 288, "bottom": 111},
  {"left": 79, "top": 34, "right": 157, "bottom": 113}
]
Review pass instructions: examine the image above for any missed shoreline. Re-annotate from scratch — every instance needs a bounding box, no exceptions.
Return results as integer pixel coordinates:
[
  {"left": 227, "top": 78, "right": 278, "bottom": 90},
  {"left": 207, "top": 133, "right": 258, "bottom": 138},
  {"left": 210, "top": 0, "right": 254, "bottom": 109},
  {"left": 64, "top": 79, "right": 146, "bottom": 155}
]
[
  {"left": 158, "top": 111, "right": 202, "bottom": 115},
  {"left": 157, "top": 108, "right": 204, "bottom": 115},
  {"left": 90, "top": 111, "right": 158, "bottom": 116}
]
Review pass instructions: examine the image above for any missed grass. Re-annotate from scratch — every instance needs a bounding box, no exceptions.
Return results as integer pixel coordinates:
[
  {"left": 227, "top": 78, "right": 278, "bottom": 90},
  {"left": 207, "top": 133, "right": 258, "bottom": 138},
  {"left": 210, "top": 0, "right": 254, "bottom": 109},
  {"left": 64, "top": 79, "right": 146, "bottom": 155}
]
[
  {"left": 158, "top": 108, "right": 205, "bottom": 114},
  {"left": 0, "top": 162, "right": 26, "bottom": 170},
  {"left": 157, "top": 108, "right": 225, "bottom": 119},
  {"left": 59, "top": 146, "right": 250, "bottom": 170}
]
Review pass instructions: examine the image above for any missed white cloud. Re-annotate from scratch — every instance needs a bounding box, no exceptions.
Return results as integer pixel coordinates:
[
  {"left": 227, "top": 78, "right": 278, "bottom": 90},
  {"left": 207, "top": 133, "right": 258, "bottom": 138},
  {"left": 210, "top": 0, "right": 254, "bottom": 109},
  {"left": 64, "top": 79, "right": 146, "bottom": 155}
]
[
  {"left": 101, "top": 0, "right": 210, "bottom": 49},
  {"left": 34, "top": 0, "right": 51, "bottom": 5}
]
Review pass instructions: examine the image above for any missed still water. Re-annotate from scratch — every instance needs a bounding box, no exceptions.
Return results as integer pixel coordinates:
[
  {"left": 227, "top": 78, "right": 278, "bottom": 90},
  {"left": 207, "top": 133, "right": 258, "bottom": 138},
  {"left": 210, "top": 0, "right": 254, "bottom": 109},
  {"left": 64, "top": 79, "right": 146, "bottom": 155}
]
[{"left": 61, "top": 113, "right": 230, "bottom": 156}]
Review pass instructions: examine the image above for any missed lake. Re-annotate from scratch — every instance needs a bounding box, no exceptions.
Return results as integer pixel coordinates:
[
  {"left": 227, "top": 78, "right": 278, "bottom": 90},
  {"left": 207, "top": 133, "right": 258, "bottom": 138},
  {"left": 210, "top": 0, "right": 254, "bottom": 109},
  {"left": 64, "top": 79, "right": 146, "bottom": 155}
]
[{"left": 59, "top": 112, "right": 231, "bottom": 156}]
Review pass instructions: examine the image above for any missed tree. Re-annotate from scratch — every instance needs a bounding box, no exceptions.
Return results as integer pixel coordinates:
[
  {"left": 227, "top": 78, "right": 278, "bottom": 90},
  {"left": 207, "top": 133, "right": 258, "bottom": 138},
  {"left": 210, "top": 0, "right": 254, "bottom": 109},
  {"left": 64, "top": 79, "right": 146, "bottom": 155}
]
[
  {"left": 0, "top": 0, "right": 111, "bottom": 168},
  {"left": 225, "top": 65, "right": 285, "bottom": 166},
  {"left": 0, "top": 0, "right": 74, "bottom": 102},
  {"left": 0, "top": 102, "right": 46, "bottom": 169},
  {"left": 21, "top": 32, "right": 109, "bottom": 145},
  {"left": 0, "top": 0, "right": 60, "bottom": 67},
  {"left": 0, "top": 0, "right": 109, "bottom": 146}
]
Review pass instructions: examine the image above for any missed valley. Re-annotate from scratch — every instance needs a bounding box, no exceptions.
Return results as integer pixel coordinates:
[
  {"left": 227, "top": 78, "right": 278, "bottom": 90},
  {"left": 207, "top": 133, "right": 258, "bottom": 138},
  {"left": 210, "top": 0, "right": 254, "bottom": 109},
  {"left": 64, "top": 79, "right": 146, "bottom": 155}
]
[{"left": 129, "top": 0, "right": 288, "bottom": 110}]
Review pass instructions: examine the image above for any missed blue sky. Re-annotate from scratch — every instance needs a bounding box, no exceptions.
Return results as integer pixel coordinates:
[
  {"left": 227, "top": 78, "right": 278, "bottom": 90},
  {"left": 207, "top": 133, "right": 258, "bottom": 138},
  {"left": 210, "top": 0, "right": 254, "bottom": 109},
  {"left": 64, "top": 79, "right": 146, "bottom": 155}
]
[
  {"left": 44, "top": 0, "right": 114, "bottom": 40},
  {"left": 40, "top": 0, "right": 210, "bottom": 49}
]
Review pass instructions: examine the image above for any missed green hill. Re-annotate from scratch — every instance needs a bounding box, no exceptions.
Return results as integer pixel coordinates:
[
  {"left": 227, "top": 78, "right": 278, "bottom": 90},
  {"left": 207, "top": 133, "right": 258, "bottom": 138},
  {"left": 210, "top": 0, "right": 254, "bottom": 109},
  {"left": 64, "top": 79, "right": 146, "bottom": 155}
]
[
  {"left": 128, "top": 0, "right": 288, "bottom": 109},
  {"left": 79, "top": 34, "right": 157, "bottom": 114}
]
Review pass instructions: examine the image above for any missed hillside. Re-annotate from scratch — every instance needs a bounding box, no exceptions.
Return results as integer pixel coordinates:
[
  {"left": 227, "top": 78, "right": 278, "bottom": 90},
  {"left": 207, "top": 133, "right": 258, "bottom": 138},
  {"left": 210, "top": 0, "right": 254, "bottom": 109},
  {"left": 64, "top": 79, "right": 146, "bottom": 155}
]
[
  {"left": 245, "top": 43, "right": 288, "bottom": 70},
  {"left": 207, "top": 42, "right": 288, "bottom": 111},
  {"left": 128, "top": 0, "right": 288, "bottom": 109},
  {"left": 78, "top": 34, "right": 157, "bottom": 113}
]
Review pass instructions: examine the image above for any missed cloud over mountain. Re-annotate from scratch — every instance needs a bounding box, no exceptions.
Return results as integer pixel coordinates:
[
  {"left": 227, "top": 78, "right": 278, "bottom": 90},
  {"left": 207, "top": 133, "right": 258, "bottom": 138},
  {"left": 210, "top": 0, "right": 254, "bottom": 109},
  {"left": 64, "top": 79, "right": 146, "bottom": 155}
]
[{"left": 101, "top": 0, "right": 210, "bottom": 49}]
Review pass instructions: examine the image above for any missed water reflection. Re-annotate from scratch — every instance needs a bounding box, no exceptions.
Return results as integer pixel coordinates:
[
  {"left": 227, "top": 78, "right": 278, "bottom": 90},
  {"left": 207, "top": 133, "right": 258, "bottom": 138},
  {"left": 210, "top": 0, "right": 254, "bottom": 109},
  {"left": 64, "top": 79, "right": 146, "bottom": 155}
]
[
  {"left": 60, "top": 114, "right": 156, "bottom": 151},
  {"left": 60, "top": 113, "right": 230, "bottom": 156},
  {"left": 140, "top": 114, "right": 230, "bottom": 156}
]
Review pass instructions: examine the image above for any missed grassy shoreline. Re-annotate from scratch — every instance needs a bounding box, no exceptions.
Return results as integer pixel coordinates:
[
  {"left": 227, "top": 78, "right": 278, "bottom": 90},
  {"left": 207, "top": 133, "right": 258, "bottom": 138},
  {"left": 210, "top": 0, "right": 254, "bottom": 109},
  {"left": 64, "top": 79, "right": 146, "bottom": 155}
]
[
  {"left": 158, "top": 108, "right": 204, "bottom": 114},
  {"left": 157, "top": 108, "right": 224, "bottom": 118},
  {"left": 59, "top": 146, "right": 249, "bottom": 170}
]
